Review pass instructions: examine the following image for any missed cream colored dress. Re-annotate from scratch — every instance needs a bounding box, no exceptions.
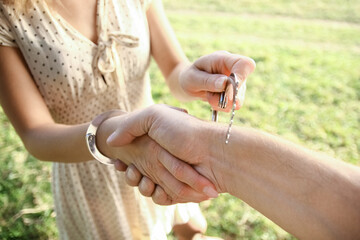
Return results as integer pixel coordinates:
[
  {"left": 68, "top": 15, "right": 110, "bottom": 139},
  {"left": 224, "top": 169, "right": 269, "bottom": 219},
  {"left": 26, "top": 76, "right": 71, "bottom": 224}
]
[{"left": 0, "top": 0, "right": 206, "bottom": 239}]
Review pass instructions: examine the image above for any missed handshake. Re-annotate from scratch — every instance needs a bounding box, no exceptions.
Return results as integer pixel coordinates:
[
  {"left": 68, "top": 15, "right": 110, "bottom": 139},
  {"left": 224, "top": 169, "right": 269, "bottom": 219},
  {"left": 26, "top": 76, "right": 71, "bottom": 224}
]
[
  {"left": 95, "top": 104, "right": 226, "bottom": 205},
  {"left": 93, "top": 104, "right": 360, "bottom": 240}
]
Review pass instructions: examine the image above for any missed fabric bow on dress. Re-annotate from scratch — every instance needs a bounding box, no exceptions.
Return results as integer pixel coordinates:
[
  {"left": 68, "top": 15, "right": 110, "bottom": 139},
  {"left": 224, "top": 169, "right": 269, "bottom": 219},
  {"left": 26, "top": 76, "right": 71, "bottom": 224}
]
[
  {"left": 90, "top": 0, "right": 139, "bottom": 111},
  {"left": 95, "top": 32, "right": 139, "bottom": 74},
  {"left": 92, "top": 31, "right": 139, "bottom": 111}
]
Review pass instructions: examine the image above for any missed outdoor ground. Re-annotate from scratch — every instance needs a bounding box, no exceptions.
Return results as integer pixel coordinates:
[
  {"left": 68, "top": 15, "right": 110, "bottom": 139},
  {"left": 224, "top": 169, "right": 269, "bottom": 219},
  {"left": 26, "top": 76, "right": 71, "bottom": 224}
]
[{"left": 1, "top": 0, "right": 359, "bottom": 239}]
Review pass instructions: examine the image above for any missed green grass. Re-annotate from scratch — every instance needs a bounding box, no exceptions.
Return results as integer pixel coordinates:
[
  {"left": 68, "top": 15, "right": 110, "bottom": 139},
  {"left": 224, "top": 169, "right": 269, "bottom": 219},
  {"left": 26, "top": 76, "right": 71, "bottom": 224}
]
[
  {"left": 1, "top": 0, "right": 360, "bottom": 239},
  {"left": 162, "top": 0, "right": 360, "bottom": 23}
]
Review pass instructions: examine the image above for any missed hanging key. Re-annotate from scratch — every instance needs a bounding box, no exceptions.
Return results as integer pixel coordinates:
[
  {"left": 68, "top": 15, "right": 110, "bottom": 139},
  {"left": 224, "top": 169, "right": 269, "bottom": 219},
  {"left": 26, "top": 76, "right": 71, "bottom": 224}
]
[
  {"left": 211, "top": 73, "right": 240, "bottom": 144},
  {"left": 212, "top": 91, "right": 227, "bottom": 122}
]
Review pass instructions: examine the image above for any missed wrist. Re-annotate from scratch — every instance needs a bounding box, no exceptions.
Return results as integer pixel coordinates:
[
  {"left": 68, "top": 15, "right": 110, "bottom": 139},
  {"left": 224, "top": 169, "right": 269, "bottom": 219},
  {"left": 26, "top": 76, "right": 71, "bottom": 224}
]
[
  {"left": 89, "top": 113, "right": 126, "bottom": 164},
  {"left": 168, "top": 62, "right": 198, "bottom": 102},
  {"left": 198, "top": 121, "right": 229, "bottom": 193},
  {"left": 201, "top": 123, "right": 252, "bottom": 194}
]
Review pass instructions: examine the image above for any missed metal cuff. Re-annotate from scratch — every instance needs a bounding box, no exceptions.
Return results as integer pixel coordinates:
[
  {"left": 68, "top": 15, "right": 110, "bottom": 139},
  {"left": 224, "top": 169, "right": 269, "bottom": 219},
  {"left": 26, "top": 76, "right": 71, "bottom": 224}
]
[{"left": 86, "top": 110, "right": 124, "bottom": 165}]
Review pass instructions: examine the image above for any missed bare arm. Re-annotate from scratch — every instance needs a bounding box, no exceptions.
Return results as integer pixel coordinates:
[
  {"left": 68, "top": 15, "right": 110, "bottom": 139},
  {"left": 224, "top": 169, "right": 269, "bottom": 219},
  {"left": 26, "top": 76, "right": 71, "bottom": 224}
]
[
  {"left": 0, "top": 46, "right": 92, "bottom": 163},
  {"left": 147, "top": 0, "right": 255, "bottom": 110},
  {"left": 107, "top": 104, "right": 360, "bottom": 240},
  {"left": 208, "top": 126, "right": 360, "bottom": 240},
  {"left": 0, "top": 46, "right": 217, "bottom": 202},
  {"left": 147, "top": 0, "right": 190, "bottom": 101}
]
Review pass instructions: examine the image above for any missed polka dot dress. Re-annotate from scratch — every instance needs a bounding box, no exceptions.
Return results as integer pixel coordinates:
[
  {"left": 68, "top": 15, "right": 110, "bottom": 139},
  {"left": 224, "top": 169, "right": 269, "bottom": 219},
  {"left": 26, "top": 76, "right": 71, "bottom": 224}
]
[{"left": 0, "top": 1, "right": 207, "bottom": 239}]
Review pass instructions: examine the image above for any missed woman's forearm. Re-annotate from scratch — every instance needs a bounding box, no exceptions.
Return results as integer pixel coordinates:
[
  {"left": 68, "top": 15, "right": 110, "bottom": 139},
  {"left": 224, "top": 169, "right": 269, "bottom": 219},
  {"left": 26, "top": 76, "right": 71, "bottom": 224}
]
[
  {"left": 22, "top": 122, "right": 94, "bottom": 163},
  {"left": 206, "top": 125, "right": 360, "bottom": 240},
  {"left": 22, "top": 118, "right": 120, "bottom": 163}
]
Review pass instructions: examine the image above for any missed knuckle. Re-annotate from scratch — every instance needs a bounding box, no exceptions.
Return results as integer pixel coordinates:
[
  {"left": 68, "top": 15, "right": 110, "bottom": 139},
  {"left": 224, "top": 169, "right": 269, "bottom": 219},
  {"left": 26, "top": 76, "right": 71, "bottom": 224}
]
[
  {"left": 173, "top": 184, "right": 188, "bottom": 201},
  {"left": 125, "top": 165, "right": 141, "bottom": 186},
  {"left": 141, "top": 177, "right": 155, "bottom": 197},
  {"left": 171, "top": 162, "right": 186, "bottom": 180},
  {"left": 148, "top": 104, "right": 160, "bottom": 114},
  {"left": 152, "top": 187, "right": 170, "bottom": 206},
  {"left": 145, "top": 142, "right": 163, "bottom": 172},
  {"left": 125, "top": 176, "right": 138, "bottom": 186},
  {"left": 139, "top": 185, "right": 152, "bottom": 197},
  {"left": 147, "top": 138, "right": 161, "bottom": 157},
  {"left": 203, "top": 75, "right": 212, "bottom": 89}
]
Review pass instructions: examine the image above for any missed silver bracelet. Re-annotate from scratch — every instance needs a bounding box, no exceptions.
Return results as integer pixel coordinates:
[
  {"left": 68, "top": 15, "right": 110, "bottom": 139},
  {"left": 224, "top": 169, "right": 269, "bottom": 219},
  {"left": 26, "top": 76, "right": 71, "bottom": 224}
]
[{"left": 85, "top": 110, "right": 124, "bottom": 165}]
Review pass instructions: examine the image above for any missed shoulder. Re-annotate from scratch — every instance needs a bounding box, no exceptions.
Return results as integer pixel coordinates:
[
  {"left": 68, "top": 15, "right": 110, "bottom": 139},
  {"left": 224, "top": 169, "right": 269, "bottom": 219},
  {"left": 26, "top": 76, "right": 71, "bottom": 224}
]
[
  {"left": 0, "top": 3, "right": 17, "bottom": 47},
  {"left": 0, "top": 3, "right": 18, "bottom": 26}
]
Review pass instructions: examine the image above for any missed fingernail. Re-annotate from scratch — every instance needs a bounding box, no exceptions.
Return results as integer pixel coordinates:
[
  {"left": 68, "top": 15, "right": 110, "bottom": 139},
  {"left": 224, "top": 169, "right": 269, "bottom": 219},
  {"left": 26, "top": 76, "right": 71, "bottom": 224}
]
[
  {"left": 107, "top": 132, "right": 116, "bottom": 144},
  {"left": 215, "top": 77, "right": 227, "bottom": 91},
  {"left": 127, "top": 167, "right": 136, "bottom": 181},
  {"left": 203, "top": 186, "right": 219, "bottom": 198}
]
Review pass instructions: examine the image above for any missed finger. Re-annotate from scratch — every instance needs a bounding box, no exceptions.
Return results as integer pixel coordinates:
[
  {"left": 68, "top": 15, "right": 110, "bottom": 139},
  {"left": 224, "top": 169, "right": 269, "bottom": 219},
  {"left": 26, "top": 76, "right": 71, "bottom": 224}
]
[
  {"left": 227, "top": 76, "right": 247, "bottom": 110},
  {"left": 114, "top": 159, "right": 128, "bottom": 172},
  {"left": 107, "top": 105, "right": 188, "bottom": 147},
  {"left": 154, "top": 150, "right": 213, "bottom": 203},
  {"left": 194, "top": 51, "right": 256, "bottom": 83},
  {"left": 230, "top": 57, "right": 256, "bottom": 84},
  {"left": 138, "top": 176, "right": 156, "bottom": 197},
  {"left": 106, "top": 107, "right": 156, "bottom": 147},
  {"left": 152, "top": 185, "right": 172, "bottom": 206},
  {"left": 208, "top": 76, "right": 247, "bottom": 112},
  {"left": 159, "top": 151, "right": 218, "bottom": 199},
  {"left": 207, "top": 92, "right": 222, "bottom": 111},
  {"left": 156, "top": 168, "right": 209, "bottom": 204},
  {"left": 125, "top": 164, "right": 142, "bottom": 187},
  {"left": 125, "top": 154, "right": 208, "bottom": 203},
  {"left": 207, "top": 92, "right": 232, "bottom": 113}
]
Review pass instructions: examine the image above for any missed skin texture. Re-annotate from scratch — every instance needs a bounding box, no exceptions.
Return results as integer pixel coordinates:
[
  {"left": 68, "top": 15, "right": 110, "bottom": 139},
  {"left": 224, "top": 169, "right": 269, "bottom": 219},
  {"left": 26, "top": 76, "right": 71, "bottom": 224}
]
[{"left": 107, "top": 104, "right": 360, "bottom": 240}]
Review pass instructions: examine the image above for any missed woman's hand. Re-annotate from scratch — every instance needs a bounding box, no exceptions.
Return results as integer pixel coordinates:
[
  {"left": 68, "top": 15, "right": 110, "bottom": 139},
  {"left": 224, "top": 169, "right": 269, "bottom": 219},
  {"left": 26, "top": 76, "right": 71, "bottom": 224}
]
[
  {"left": 179, "top": 51, "right": 256, "bottom": 112},
  {"left": 106, "top": 105, "right": 225, "bottom": 205},
  {"left": 97, "top": 109, "right": 218, "bottom": 205}
]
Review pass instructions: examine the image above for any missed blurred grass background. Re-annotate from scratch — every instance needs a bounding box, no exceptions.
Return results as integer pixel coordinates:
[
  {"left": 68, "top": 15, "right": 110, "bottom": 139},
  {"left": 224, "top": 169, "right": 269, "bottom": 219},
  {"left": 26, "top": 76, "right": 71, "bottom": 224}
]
[{"left": 1, "top": 0, "right": 359, "bottom": 239}]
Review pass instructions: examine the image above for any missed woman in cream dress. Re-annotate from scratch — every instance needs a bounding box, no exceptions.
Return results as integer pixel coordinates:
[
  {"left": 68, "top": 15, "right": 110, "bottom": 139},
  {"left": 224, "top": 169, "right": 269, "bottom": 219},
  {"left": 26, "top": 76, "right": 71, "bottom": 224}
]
[{"left": 0, "top": 0, "right": 254, "bottom": 239}]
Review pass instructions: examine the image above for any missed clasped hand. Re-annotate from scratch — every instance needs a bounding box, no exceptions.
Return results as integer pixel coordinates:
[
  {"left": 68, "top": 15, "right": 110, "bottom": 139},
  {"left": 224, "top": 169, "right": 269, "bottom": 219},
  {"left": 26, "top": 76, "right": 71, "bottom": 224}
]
[
  {"left": 100, "top": 113, "right": 218, "bottom": 205},
  {"left": 106, "top": 105, "right": 222, "bottom": 205},
  {"left": 103, "top": 51, "right": 255, "bottom": 205}
]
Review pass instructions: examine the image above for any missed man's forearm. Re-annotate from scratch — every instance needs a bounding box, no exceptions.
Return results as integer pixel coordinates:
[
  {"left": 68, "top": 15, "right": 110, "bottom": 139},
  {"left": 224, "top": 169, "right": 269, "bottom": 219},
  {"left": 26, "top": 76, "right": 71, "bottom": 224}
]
[
  {"left": 104, "top": 104, "right": 360, "bottom": 239},
  {"left": 206, "top": 125, "right": 360, "bottom": 240}
]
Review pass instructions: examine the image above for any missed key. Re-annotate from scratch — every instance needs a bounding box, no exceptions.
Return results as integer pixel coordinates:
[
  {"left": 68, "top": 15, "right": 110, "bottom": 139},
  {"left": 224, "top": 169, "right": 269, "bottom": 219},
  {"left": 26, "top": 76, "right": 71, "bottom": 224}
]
[
  {"left": 211, "top": 73, "right": 240, "bottom": 144},
  {"left": 212, "top": 90, "right": 227, "bottom": 122}
]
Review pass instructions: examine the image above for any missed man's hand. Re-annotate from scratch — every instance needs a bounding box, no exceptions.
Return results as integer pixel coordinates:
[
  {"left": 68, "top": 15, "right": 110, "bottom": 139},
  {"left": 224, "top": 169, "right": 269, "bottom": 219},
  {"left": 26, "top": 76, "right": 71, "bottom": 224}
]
[
  {"left": 102, "top": 106, "right": 219, "bottom": 205},
  {"left": 106, "top": 105, "right": 223, "bottom": 204}
]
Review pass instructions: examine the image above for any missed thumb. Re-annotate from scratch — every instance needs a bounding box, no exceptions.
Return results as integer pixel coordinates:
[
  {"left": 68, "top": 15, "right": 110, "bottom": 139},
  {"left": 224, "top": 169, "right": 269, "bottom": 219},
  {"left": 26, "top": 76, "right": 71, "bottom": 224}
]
[
  {"left": 184, "top": 70, "right": 229, "bottom": 93},
  {"left": 106, "top": 105, "right": 185, "bottom": 147},
  {"left": 106, "top": 110, "right": 151, "bottom": 147}
]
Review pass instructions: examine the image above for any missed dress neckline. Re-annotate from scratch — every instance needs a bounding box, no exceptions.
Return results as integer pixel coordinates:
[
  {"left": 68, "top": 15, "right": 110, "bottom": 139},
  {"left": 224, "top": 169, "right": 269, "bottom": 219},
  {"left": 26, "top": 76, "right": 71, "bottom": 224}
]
[{"left": 43, "top": 0, "right": 104, "bottom": 47}]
